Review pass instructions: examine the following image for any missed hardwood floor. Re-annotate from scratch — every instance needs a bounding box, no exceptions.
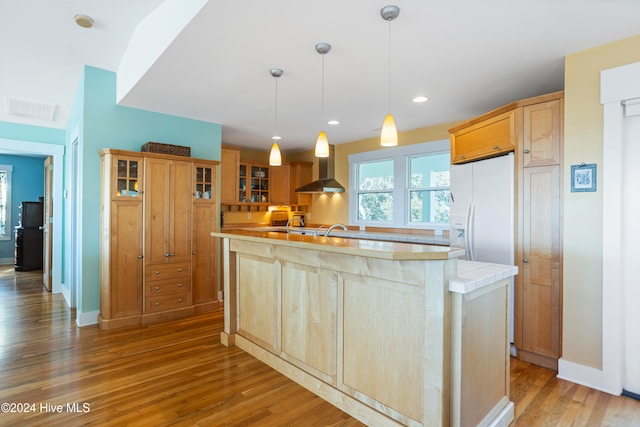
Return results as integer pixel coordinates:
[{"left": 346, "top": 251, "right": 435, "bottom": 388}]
[{"left": 1, "top": 265, "right": 639, "bottom": 426}]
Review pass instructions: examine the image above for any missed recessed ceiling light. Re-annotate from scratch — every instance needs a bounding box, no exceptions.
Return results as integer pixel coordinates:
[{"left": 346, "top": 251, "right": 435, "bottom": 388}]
[
  {"left": 412, "top": 96, "right": 429, "bottom": 103},
  {"left": 75, "top": 14, "right": 94, "bottom": 29},
  {"left": 328, "top": 120, "right": 340, "bottom": 125}
]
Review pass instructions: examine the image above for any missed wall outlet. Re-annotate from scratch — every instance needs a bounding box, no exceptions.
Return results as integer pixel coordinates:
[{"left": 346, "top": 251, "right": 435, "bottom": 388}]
[
  {"left": 247, "top": 212, "right": 252, "bottom": 219},
  {"left": 218, "top": 291, "right": 224, "bottom": 301}
]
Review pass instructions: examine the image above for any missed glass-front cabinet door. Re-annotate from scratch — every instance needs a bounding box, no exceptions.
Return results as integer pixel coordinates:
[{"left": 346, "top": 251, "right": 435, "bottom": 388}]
[
  {"left": 194, "top": 165, "right": 214, "bottom": 200},
  {"left": 115, "top": 157, "right": 141, "bottom": 198}
]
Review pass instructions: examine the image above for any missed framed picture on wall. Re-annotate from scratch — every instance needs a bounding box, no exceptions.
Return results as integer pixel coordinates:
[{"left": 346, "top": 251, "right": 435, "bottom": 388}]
[{"left": 571, "top": 163, "right": 597, "bottom": 192}]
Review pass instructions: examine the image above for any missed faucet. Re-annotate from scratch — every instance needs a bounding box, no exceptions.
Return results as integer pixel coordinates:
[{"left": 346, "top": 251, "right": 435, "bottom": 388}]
[
  {"left": 285, "top": 217, "right": 304, "bottom": 234},
  {"left": 324, "top": 223, "right": 348, "bottom": 238}
]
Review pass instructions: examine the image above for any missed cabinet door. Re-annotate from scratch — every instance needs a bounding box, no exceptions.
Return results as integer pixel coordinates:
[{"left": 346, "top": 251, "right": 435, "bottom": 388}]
[
  {"left": 450, "top": 110, "right": 516, "bottom": 164},
  {"left": 192, "top": 201, "right": 218, "bottom": 304},
  {"left": 269, "top": 164, "right": 290, "bottom": 205},
  {"left": 519, "top": 165, "right": 561, "bottom": 367},
  {"left": 109, "top": 200, "right": 144, "bottom": 318},
  {"left": 221, "top": 148, "right": 240, "bottom": 203},
  {"left": 144, "top": 158, "right": 171, "bottom": 264},
  {"left": 170, "top": 160, "right": 193, "bottom": 263},
  {"left": 290, "top": 162, "right": 313, "bottom": 205},
  {"left": 144, "top": 158, "right": 192, "bottom": 264},
  {"left": 281, "top": 263, "right": 337, "bottom": 382},
  {"left": 522, "top": 99, "right": 562, "bottom": 167}
]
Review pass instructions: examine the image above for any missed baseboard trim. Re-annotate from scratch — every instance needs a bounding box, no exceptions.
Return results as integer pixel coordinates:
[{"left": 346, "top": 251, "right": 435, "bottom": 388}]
[
  {"left": 557, "top": 358, "right": 619, "bottom": 395},
  {"left": 76, "top": 310, "right": 99, "bottom": 327}
]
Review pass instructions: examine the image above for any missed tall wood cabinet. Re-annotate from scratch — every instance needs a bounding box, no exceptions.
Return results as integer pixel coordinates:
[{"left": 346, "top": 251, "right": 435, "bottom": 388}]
[
  {"left": 99, "top": 149, "right": 220, "bottom": 330},
  {"left": 516, "top": 95, "right": 563, "bottom": 370},
  {"left": 449, "top": 91, "right": 563, "bottom": 370}
]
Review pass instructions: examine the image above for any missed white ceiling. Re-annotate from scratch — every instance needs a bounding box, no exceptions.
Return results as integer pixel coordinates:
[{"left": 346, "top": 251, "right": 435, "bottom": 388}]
[{"left": 1, "top": 0, "right": 639, "bottom": 154}]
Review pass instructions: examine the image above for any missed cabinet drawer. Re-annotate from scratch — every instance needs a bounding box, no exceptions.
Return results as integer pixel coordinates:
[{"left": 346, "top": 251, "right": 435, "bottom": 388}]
[
  {"left": 145, "top": 263, "right": 190, "bottom": 282},
  {"left": 450, "top": 110, "right": 515, "bottom": 164},
  {"left": 146, "top": 279, "right": 191, "bottom": 296},
  {"left": 146, "top": 292, "right": 192, "bottom": 313}
]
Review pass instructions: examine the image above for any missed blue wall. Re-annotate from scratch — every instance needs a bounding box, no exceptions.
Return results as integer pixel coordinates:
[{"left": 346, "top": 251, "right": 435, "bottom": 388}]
[
  {"left": 0, "top": 155, "right": 46, "bottom": 260},
  {"left": 73, "top": 66, "right": 222, "bottom": 315}
]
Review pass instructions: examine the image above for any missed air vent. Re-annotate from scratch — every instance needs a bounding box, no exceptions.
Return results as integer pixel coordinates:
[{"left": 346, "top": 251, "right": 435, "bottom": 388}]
[{"left": 4, "top": 96, "right": 57, "bottom": 122}]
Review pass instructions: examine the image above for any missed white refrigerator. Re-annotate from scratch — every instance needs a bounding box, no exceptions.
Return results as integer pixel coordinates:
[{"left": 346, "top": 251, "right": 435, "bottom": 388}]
[{"left": 449, "top": 153, "right": 516, "bottom": 343}]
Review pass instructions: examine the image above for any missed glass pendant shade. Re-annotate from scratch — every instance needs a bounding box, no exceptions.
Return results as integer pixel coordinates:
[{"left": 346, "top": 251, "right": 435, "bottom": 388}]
[
  {"left": 269, "top": 142, "right": 282, "bottom": 166},
  {"left": 380, "top": 113, "right": 398, "bottom": 147},
  {"left": 315, "top": 131, "right": 330, "bottom": 157}
]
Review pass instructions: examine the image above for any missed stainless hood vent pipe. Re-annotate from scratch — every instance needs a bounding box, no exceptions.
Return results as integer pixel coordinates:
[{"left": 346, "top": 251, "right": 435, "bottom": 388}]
[{"left": 295, "top": 145, "right": 345, "bottom": 193}]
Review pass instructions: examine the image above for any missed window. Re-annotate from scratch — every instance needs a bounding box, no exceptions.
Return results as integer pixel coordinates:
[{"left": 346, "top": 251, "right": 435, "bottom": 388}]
[
  {"left": 408, "top": 153, "right": 450, "bottom": 225},
  {"left": 0, "top": 165, "right": 13, "bottom": 240},
  {"left": 349, "top": 140, "right": 449, "bottom": 231}
]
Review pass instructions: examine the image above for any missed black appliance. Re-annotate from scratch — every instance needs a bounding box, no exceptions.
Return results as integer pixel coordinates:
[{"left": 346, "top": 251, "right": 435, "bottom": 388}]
[{"left": 15, "top": 201, "right": 43, "bottom": 271}]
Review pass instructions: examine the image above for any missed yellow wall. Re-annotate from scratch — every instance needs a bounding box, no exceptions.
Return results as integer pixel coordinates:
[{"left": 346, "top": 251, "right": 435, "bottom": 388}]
[{"left": 563, "top": 34, "right": 640, "bottom": 369}]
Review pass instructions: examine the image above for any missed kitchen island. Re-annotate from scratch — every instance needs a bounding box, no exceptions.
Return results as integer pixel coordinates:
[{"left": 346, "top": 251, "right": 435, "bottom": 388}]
[{"left": 213, "top": 229, "right": 516, "bottom": 427}]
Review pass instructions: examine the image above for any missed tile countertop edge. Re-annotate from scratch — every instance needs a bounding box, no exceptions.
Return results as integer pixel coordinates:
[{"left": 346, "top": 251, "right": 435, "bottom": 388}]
[{"left": 449, "top": 260, "right": 519, "bottom": 295}]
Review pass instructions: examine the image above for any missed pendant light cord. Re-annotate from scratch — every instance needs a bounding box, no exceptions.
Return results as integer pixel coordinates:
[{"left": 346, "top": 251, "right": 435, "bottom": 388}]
[
  {"left": 274, "top": 76, "right": 278, "bottom": 136},
  {"left": 321, "top": 53, "right": 326, "bottom": 122},
  {"left": 387, "top": 18, "right": 392, "bottom": 114}
]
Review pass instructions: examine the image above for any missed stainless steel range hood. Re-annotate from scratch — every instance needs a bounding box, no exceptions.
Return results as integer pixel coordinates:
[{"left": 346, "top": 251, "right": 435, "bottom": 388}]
[{"left": 295, "top": 144, "right": 345, "bottom": 193}]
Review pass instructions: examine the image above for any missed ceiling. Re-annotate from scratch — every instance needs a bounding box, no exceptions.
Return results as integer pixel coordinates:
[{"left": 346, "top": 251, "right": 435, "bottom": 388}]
[{"left": 1, "top": 1, "right": 639, "bottom": 154}]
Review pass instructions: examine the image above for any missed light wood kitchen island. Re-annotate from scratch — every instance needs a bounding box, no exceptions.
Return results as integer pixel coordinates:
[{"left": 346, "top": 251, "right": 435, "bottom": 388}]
[{"left": 213, "top": 229, "right": 517, "bottom": 427}]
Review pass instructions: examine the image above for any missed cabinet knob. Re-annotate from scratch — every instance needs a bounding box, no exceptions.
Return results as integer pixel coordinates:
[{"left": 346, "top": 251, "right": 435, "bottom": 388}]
[
  {"left": 178, "top": 268, "right": 183, "bottom": 272},
  {"left": 523, "top": 259, "right": 529, "bottom": 263},
  {"left": 164, "top": 253, "right": 170, "bottom": 257},
  {"left": 178, "top": 298, "right": 183, "bottom": 303},
  {"left": 493, "top": 145, "right": 499, "bottom": 150},
  {"left": 178, "top": 283, "right": 183, "bottom": 287},
  {"left": 155, "top": 286, "right": 160, "bottom": 291},
  {"left": 192, "top": 251, "right": 197, "bottom": 255},
  {"left": 155, "top": 271, "right": 160, "bottom": 275},
  {"left": 137, "top": 255, "right": 144, "bottom": 259},
  {"left": 155, "top": 302, "right": 160, "bottom": 306},
  {"left": 170, "top": 253, "right": 175, "bottom": 257},
  {"left": 524, "top": 149, "right": 530, "bottom": 154}
]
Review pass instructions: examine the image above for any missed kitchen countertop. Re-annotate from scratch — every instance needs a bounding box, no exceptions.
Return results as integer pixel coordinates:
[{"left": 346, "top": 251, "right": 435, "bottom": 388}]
[
  {"left": 449, "top": 260, "right": 518, "bottom": 294},
  {"left": 229, "top": 225, "right": 450, "bottom": 246},
  {"left": 212, "top": 228, "right": 463, "bottom": 261}
]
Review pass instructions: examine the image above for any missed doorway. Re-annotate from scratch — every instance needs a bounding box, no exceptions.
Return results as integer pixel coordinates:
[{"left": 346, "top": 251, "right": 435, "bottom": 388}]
[{"left": 0, "top": 138, "right": 64, "bottom": 296}]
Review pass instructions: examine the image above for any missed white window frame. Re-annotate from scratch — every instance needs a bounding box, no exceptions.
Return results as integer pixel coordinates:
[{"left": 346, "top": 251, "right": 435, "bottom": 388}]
[
  {"left": 0, "top": 164, "right": 13, "bottom": 241},
  {"left": 348, "top": 139, "right": 449, "bottom": 231}
]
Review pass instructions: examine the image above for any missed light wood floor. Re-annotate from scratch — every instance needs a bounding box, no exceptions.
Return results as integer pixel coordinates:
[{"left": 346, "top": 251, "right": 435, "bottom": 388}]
[{"left": 1, "top": 266, "right": 639, "bottom": 426}]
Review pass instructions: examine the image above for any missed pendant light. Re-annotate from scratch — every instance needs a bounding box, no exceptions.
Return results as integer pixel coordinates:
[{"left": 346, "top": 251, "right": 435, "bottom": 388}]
[
  {"left": 380, "top": 5, "right": 400, "bottom": 147},
  {"left": 314, "top": 43, "right": 331, "bottom": 158},
  {"left": 269, "top": 67, "right": 283, "bottom": 166}
]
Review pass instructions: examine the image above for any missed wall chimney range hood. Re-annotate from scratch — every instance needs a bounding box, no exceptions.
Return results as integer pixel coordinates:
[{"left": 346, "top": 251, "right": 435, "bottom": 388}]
[{"left": 295, "top": 145, "right": 345, "bottom": 193}]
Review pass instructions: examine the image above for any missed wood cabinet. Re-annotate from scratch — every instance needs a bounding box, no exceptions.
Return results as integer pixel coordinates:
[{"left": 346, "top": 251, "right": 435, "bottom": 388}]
[
  {"left": 449, "top": 91, "right": 563, "bottom": 370},
  {"left": 99, "top": 153, "right": 144, "bottom": 326},
  {"left": 192, "top": 162, "right": 219, "bottom": 309},
  {"left": 266, "top": 161, "right": 313, "bottom": 206},
  {"left": 98, "top": 149, "right": 220, "bottom": 330},
  {"left": 289, "top": 161, "right": 313, "bottom": 206},
  {"left": 449, "top": 110, "right": 516, "bottom": 164},
  {"left": 221, "top": 148, "right": 240, "bottom": 203},
  {"left": 242, "top": 163, "right": 270, "bottom": 203},
  {"left": 515, "top": 94, "right": 563, "bottom": 370},
  {"left": 220, "top": 146, "right": 313, "bottom": 208},
  {"left": 144, "top": 157, "right": 192, "bottom": 265},
  {"left": 269, "top": 164, "right": 290, "bottom": 205}
]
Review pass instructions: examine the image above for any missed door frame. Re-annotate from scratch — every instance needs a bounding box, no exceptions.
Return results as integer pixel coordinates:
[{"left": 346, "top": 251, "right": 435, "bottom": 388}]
[
  {"left": 601, "top": 60, "right": 640, "bottom": 395},
  {"left": 0, "top": 138, "right": 64, "bottom": 295}
]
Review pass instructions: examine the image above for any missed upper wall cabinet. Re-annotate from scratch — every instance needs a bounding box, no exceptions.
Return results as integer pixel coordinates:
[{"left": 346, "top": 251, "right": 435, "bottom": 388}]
[
  {"left": 220, "top": 146, "right": 313, "bottom": 209},
  {"left": 449, "top": 110, "right": 516, "bottom": 164}
]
